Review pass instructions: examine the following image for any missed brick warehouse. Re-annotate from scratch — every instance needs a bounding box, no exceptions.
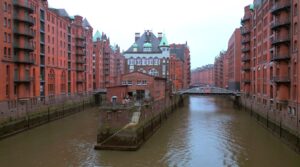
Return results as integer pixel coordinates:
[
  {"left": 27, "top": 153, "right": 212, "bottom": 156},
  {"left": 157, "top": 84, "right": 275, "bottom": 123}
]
[
  {"left": 106, "top": 71, "right": 167, "bottom": 102},
  {"left": 0, "top": 0, "right": 94, "bottom": 101},
  {"left": 169, "top": 43, "right": 191, "bottom": 90},
  {"left": 93, "top": 30, "right": 125, "bottom": 90},
  {"left": 0, "top": 0, "right": 123, "bottom": 119},
  {"left": 225, "top": 0, "right": 300, "bottom": 144},
  {"left": 239, "top": 0, "right": 300, "bottom": 138},
  {"left": 191, "top": 64, "right": 214, "bottom": 87}
]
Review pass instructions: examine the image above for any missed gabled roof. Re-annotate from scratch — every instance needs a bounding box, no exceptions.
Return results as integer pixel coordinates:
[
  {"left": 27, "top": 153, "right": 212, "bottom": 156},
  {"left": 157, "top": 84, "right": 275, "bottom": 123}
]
[
  {"left": 93, "top": 30, "right": 102, "bottom": 42},
  {"left": 83, "top": 18, "right": 91, "bottom": 27},
  {"left": 125, "top": 31, "right": 162, "bottom": 53}
]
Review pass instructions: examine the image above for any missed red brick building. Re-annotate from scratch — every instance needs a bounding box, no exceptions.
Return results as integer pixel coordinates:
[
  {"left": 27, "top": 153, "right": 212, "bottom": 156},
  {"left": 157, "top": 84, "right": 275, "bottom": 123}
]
[
  {"left": 169, "top": 43, "right": 191, "bottom": 90},
  {"left": 93, "top": 31, "right": 125, "bottom": 90},
  {"left": 0, "top": 0, "right": 96, "bottom": 117},
  {"left": 239, "top": 0, "right": 300, "bottom": 139},
  {"left": 106, "top": 72, "right": 167, "bottom": 102},
  {"left": 191, "top": 64, "right": 214, "bottom": 87},
  {"left": 214, "top": 51, "right": 228, "bottom": 88},
  {"left": 227, "top": 28, "right": 242, "bottom": 91}
]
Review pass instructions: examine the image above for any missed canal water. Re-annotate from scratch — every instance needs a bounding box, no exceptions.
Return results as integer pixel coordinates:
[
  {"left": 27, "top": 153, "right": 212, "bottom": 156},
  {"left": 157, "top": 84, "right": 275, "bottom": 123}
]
[{"left": 0, "top": 96, "right": 300, "bottom": 167}]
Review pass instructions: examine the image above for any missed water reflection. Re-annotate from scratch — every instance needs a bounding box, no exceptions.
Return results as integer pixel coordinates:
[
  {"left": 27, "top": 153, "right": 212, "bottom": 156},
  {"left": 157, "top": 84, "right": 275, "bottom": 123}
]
[{"left": 0, "top": 96, "right": 299, "bottom": 167}]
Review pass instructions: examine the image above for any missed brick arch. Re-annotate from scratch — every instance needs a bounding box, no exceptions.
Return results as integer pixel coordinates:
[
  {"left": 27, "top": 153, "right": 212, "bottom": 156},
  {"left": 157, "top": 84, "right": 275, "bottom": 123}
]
[
  {"left": 61, "top": 71, "right": 66, "bottom": 94},
  {"left": 48, "top": 69, "right": 55, "bottom": 95}
]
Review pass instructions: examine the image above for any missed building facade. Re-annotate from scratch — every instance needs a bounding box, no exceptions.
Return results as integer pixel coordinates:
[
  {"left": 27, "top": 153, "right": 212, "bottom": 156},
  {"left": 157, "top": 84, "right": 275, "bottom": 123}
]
[
  {"left": 214, "top": 51, "right": 228, "bottom": 88},
  {"left": 227, "top": 28, "right": 242, "bottom": 91},
  {"left": 191, "top": 64, "right": 214, "bottom": 87},
  {"left": 0, "top": 0, "right": 95, "bottom": 117},
  {"left": 240, "top": 0, "right": 300, "bottom": 138},
  {"left": 123, "top": 30, "right": 170, "bottom": 79},
  {"left": 169, "top": 43, "right": 191, "bottom": 90},
  {"left": 120, "top": 72, "right": 167, "bottom": 101},
  {"left": 93, "top": 30, "right": 125, "bottom": 90}
]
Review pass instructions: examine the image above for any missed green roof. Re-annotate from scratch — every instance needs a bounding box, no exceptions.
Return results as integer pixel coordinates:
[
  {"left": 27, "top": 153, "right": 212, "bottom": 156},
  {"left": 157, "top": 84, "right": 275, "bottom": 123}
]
[
  {"left": 132, "top": 43, "right": 138, "bottom": 48},
  {"left": 93, "top": 30, "right": 102, "bottom": 42},
  {"left": 250, "top": 4, "right": 254, "bottom": 11},
  {"left": 143, "top": 42, "right": 152, "bottom": 48},
  {"left": 159, "top": 33, "right": 169, "bottom": 46}
]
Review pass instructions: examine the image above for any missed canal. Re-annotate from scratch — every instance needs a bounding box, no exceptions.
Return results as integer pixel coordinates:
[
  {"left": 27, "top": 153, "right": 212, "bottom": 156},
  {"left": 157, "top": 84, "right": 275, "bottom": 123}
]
[{"left": 0, "top": 96, "right": 300, "bottom": 167}]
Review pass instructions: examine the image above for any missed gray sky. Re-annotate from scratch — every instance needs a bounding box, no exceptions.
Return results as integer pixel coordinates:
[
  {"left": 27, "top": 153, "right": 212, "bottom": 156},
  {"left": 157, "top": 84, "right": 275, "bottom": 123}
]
[{"left": 48, "top": 0, "right": 253, "bottom": 69}]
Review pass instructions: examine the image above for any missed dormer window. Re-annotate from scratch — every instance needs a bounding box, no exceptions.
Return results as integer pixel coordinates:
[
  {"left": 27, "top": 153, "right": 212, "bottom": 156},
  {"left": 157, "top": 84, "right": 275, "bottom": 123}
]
[
  {"left": 143, "top": 42, "right": 152, "bottom": 52},
  {"left": 132, "top": 43, "right": 138, "bottom": 52}
]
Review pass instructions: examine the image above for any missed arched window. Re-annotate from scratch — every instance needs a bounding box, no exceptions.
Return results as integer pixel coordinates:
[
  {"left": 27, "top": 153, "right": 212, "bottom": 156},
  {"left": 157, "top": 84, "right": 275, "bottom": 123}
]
[
  {"left": 149, "top": 68, "right": 159, "bottom": 76},
  {"left": 48, "top": 69, "right": 55, "bottom": 95}
]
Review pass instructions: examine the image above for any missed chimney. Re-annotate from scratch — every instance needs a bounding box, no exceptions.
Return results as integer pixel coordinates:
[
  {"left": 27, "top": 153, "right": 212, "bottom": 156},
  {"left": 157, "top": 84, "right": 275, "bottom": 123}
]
[
  {"left": 135, "top": 33, "right": 140, "bottom": 42},
  {"left": 158, "top": 32, "right": 162, "bottom": 41}
]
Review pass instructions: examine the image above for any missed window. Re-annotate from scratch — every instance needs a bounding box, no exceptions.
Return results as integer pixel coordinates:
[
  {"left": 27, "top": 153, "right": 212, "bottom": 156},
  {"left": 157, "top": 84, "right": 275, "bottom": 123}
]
[
  {"left": 137, "top": 80, "right": 142, "bottom": 85},
  {"left": 7, "top": 19, "right": 10, "bottom": 28},
  {"left": 149, "top": 59, "right": 153, "bottom": 65},
  {"left": 3, "top": 2, "right": 7, "bottom": 12},
  {"left": 7, "top": 34, "right": 11, "bottom": 43},
  {"left": 137, "top": 58, "right": 141, "bottom": 65},
  {"left": 149, "top": 68, "right": 159, "bottom": 76},
  {"left": 4, "top": 47, "right": 7, "bottom": 56},
  {"left": 7, "top": 4, "right": 11, "bottom": 13},
  {"left": 142, "top": 80, "right": 147, "bottom": 85},
  {"left": 142, "top": 59, "right": 146, "bottom": 65},
  {"left": 121, "top": 80, "right": 130, "bottom": 87},
  {"left": 4, "top": 17, "right": 7, "bottom": 27},
  {"left": 4, "top": 32, "right": 7, "bottom": 42}
]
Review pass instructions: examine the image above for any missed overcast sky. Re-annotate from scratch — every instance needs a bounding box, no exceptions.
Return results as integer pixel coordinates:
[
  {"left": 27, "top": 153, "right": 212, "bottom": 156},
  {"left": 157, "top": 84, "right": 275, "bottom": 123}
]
[{"left": 48, "top": 0, "right": 253, "bottom": 69}]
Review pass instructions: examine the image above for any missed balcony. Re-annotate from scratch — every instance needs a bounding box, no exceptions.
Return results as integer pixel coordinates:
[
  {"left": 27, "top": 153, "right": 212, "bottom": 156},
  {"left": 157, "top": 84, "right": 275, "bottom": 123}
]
[
  {"left": 241, "top": 15, "right": 251, "bottom": 24},
  {"left": 272, "top": 76, "right": 290, "bottom": 83},
  {"left": 271, "top": 2, "right": 291, "bottom": 15},
  {"left": 241, "top": 28, "right": 250, "bottom": 35},
  {"left": 76, "top": 42, "right": 85, "bottom": 48},
  {"left": 242, "top": 38, "right": 250, "bottom": 44},
  {"left": 76, "top": 50, "right": 86, "bottom": 56},
  {"left": 76, "top": 67, "right": 85, "bottom": 72},
  {"left": 271, "top": 37, "right": 290, "bottom": 46},
  {"left": 13, "top": 55, "right": 34, "bottom": 64},
  {"left": 13, "top": 0, "right": 34, "bottom": 13},
  {"left": 13, "top": 14, "right": 34, "bottom": 25},
  {"left": 271, "top": 53, "right": 290, "bottom": 62},
  {"left": 13, "top": 28, "right": 35, "bottom": 38},
  {"left": 14, "top": 43, "right": 34, "bottom": 51},
  {"left": 242, "top": 55, "right": 251, "bottom": 62},
  {"left": 242, "top": 79, "right": 251, "bottom": 84},
  {"left": 76, "top": 36, "right": 85, "bottom": 40},
  {"left": 242, "top": 65, "right": 251, "bottom": 71},
  {"left": 242, "top": 47, "right": 250, "bottom": 53},
  {"left": 76, "top": 58, "right": 85, "bottom": 64},
  {"left": 14, "top": 75, "right": 32, "bottom": 83},
  {"left": 77, "top": 79, "right": 85, "bottom": 83},
  {"left": 271, "top": 19, "right": 291, "bottom": 30}
]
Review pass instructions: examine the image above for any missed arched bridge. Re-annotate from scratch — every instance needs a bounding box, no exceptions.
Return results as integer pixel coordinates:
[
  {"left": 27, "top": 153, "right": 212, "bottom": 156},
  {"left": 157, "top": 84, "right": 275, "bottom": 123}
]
[{"left": 178, "top": 87, "right": 240, "bottom": 96}]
